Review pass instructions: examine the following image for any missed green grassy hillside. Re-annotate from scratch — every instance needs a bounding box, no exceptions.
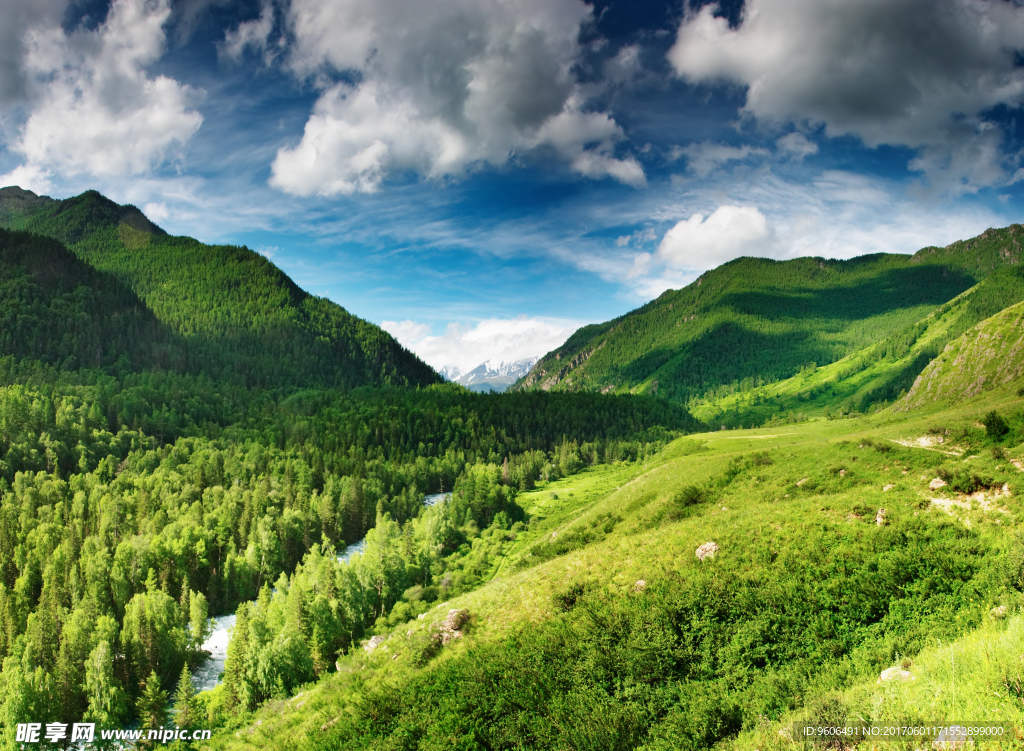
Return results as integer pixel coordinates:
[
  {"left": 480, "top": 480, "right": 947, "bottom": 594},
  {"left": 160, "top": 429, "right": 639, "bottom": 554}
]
[
  {"left": 189, "top": 374, "right": 1024, "bottom": 751},
  {"left": 691, "top": 264, "right": 1024, "bottom": 427},
  {"left": 899, "top": 299, "right": 1024, "bottom": 411},
  {"left": 0, "top": 187, "right": 439, "bottom": 391},
  {"left": 516, "top": 225, "right": 1024, "bottom": 409}
]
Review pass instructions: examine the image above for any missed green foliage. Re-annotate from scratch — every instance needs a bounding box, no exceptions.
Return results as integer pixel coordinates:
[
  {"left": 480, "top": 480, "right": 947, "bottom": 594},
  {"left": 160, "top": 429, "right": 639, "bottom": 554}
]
[
  {"left": 311, "top": 506, "right": 1004, "bottom": 750},
  {"left": 518, "top": 251, "right": 991, "bottom": 404},
  {"left": 984, "top": 410, "right": 1010, "bottom": 439},
  {"left": 0, "top": 188, "right": 439, "bottom": 392},
  {"left": 935, "top": 467, "right": 993, "bottom": 495},
  {"left": 173, "top": 665, "right": 200, "bottom": 729},
  {"left": 137, "top": 670, "right": 169, "bottom": 745}
]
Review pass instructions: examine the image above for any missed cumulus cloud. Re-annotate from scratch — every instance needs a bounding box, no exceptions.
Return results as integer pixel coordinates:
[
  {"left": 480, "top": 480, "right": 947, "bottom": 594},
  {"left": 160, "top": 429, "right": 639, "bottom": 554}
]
[
  {"left": 0, "top": 0, "right": 66, "bottom": 106},
  {"left": 267, "top": 0, "right": 643, "bottom": 196},
  {"left": 657, "top": 205, "right": 774, "bottom": 270},
  {"left": 668, "top": 0, "right": 1024, "bottom": 192},
  {"left": 671, "top": 141, "right": 769, "bottom": 177},
  {"left": 9, "top": 0, "right": 203, "bottom": 180},
  {"left": 381, "top": 316, "right": 578, "bottom": 374}
]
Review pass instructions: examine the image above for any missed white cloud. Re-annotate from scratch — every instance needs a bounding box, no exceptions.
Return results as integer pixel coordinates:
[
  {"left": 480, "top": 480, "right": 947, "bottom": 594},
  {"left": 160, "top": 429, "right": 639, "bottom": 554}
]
[
  {"left": 381, "top": 316, "right": 578, "bottom": 374},
  {"left": 9, "top": 0, "right": 202, "bottom": 180},
  {"left": 670, "top": 141, "right": 769, "bottom": 177},
  {"left": 267, "top": 0, "right": 643, "bottom": 195},
  {"left": 219, "top": 0, "right": 276, "bottom": 63},
  {"left": 0, "top": 163, "right": 55, "bottom": 195},
  {"left": 143, "top": 201, "right": 169, "bottom": 223},
  {"left": 668, "top": 0, "right": 1024, "bottom": 192},
  {"left": 776, "top": 132, "right": 818, "bottom": 160},
  {"left": 657, "top": 205, "right": 774, "bottom": 270}
]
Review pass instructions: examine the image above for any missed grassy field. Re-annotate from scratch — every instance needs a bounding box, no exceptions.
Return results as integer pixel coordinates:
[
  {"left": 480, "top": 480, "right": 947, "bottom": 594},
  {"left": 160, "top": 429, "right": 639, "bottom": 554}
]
[{"left": 199, "top": 376, "right": 1024, "bottom": 750}]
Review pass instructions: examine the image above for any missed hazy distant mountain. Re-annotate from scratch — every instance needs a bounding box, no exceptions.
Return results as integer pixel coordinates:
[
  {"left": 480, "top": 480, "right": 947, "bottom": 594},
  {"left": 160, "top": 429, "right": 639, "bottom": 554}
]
[
  {"left": 439, "top": 365, "right": 463, "bottom": 382},
  {"left": 452, "top": 356, "right": 540, "bottom": 393},
  {"left": 448, "top": 357, "right": 539, "bottom": 393}
]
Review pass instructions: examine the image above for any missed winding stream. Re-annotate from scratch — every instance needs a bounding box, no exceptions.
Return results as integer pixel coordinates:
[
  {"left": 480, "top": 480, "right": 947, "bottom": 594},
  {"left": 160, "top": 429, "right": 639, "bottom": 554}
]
[{"left": 191, "top": 492, "right": 450, "bottom": 691}]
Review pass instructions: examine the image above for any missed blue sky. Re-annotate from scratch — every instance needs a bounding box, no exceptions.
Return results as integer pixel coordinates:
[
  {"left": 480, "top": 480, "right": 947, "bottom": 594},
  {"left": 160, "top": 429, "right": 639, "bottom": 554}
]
[{"left": 2, "top": 0, "right": 1024, "bottom": 374}]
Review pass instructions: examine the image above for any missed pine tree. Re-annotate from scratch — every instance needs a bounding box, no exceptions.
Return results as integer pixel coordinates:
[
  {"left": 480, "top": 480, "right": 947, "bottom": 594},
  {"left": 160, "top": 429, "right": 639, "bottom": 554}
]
[
  {"left": 189, "top": 592, "right": 209, "bottom": 653},
  {"left": 173, "top": 665, "right": 199, "bottom": 729},
  {"left": 136, "top": 670, "right": 168, "bottom": 745},
  {"left": 222, "top": 603, "right": 250, "bottom": 713}
]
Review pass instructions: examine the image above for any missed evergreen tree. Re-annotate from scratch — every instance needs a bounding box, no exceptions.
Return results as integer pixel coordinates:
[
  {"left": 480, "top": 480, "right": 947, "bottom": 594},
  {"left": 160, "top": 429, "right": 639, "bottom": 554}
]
[
  {"left": 172, "top": 665, "right": 199, "bottom": 729},
  {"left": 136, "top": 670, "right": 168, "bottom": 746},
  {"left": 189, "top": 592, "right": 210, "bottom": 653}
]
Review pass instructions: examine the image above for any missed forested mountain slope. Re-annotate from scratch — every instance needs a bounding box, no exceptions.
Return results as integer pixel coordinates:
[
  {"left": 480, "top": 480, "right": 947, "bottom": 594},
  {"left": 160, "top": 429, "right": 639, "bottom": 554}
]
[
  {"left": 0, "top": 187, "right": 439, "bottom": 391},
  {"left": 0, "top": 229, "right": 187, "bottom": 373},
  {"left": 516, "top": 225, "right": 1024, "bottom": 405}
]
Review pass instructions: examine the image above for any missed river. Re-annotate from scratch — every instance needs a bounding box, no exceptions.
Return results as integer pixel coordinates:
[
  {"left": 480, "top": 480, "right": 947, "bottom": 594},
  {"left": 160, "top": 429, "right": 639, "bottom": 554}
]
[{"left": 191, "top": 492, "right": 450, "bottom": 691}]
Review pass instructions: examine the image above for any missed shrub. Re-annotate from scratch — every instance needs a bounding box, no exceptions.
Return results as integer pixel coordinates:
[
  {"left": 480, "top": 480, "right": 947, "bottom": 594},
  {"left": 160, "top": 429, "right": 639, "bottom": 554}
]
[
  {"left": 936, "top": 467, "right": 992, "bottom": 494},
  {"left": 984, "top": 410, "right": 1010, "bottom": 440},
  {"left": 673, "top": 485, "right": 705, "bottom": 507}
]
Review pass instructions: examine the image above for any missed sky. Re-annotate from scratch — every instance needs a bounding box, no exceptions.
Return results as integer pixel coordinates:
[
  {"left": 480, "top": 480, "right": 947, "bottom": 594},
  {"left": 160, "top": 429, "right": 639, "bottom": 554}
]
[{"left": 3, "top": 0, "right": 1024, "bottom": 375}]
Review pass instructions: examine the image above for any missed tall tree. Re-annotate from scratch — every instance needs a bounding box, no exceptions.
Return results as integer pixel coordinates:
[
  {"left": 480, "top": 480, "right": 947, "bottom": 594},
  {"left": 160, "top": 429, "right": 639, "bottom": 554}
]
[{"left": 172, "top": 665, "right": 199, "bottom": 729}]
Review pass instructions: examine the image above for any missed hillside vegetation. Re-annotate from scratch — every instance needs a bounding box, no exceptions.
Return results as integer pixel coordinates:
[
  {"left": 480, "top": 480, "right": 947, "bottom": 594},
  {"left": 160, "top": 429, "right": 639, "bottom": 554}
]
[
  {"left": 201, "top": 378, "right": 1024, "bottom": 751},
  {"left": 516, "top": 226, "right": 1024, "bottom": 411},
  {"left": 899, "top": 299, "right": 1024, "bottom": 411},
  {"left": 0, "top": 187, "right": 438, "bottom": 391},
  {"left": 690, "top": 264, "right": 1024, "bottom": 428}
]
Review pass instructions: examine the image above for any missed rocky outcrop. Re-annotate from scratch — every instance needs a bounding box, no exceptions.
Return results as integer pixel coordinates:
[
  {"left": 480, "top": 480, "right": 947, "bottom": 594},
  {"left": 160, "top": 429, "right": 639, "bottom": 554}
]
[
  {"left": 363, "top": 635, "right": 386, "bottom": 652},
  {"left": 878, "top": 666, "right": 914, "bottom": 683},
  {"left": 517, "top": 342, "right": 605, "bottom": 391},
  {"left": 432, "top": 608, "right": 470, "bottom": 647}
]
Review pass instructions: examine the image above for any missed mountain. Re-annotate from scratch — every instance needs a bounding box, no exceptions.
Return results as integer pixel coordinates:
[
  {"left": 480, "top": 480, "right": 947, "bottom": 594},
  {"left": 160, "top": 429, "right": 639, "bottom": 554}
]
[
  {"left": 455, "top": 357, "right": 538, "bottom": 393},
  {"left": 0, "top": 228, "right": 185, "bottom": 373},
  {"left": 686, "top": 263, "right": 1024, "bottom": 427},
  {"left": 439, "top": 364, "right": 463, "bottom": 382},
  {"left": 515, "top": 225, "right": 1024, "bottom": 407},
  {"left": 0, "top": 186, "right": 441, "bottom": 391},
  {"left": 897, "top": 297, "right": 1024, "bottom": 411}
]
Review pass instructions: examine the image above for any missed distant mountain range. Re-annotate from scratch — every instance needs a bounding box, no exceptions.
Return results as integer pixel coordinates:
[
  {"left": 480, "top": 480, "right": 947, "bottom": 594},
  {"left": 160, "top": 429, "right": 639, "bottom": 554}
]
[{"left": 441, "top": 357, "right": 539, "bottom": 393}]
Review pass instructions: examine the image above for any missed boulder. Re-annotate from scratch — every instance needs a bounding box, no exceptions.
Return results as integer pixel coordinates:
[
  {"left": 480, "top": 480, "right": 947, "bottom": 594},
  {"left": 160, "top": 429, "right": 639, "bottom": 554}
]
[
  {"left": 633, "top": 579, "right": 646, "bottom": 591},
  {"left": 882, "top": 484, "right": 895, "bottom": 492},
  {"left": 929, "top": 477, "right": 948, "bottom": 490},
  {"left": 445, "top": 609, "right": 470, "bottom": 631},
  {"left": 796, "top": 477, "right": 809, "bottom": 486},
  {"left": 695, "top": 542, "right": 718, "bottom": 561},
  {"left": 363, "top": 635, "right": 386, "bottom": 653},
  {"left": 875, "top": 508, "right": 887, "bottom": 526},
  {"left": 430, "top": 608, "right": 470, "bottom": 648}
]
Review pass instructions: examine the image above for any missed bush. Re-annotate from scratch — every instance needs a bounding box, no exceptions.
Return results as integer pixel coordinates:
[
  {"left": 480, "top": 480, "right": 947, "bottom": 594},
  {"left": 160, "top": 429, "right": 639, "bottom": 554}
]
[
  {"left": 984, "top": 410, "right": 1010, "bottom": 440},
  {"left": 936, "top": 467, "right": 993, "bottom": 494},
  {"left": 673, "top": 485, "right": 705, "bottom": 507}
]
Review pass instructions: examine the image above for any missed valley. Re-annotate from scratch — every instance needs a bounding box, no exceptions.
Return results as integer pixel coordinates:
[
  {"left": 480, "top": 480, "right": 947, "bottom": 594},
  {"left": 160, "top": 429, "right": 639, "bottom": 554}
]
[{"left": 0, "top": 188, "right": 1021, "bottom": 749}]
